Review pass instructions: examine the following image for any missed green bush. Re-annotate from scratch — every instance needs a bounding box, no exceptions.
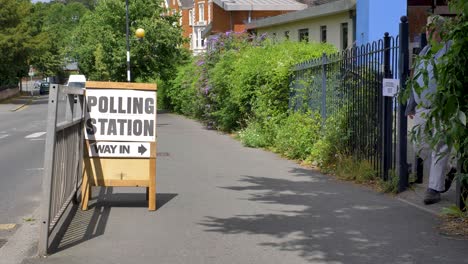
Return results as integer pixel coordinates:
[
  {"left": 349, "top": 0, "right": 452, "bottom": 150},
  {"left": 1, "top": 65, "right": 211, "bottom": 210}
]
[
  {"left": 274, "top": 111, "right": 321, "bottom": 160},
  {"left": 167, "top": 61, "right": 204, "bottom": 118},
  {"left": 335, "top": 156, "right": 376, "bottom": 183},
  {"left": 238, "top": 121, "right": 270, "bottom": 148},
  {"left": 309, "top": 109, "right": 350, "bottom": 169}
]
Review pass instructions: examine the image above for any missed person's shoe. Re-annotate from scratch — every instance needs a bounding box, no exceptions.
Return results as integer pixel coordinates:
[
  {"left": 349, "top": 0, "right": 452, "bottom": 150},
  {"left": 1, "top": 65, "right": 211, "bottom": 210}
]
[
  {"left": 423, "top": 189, "right": 441, "bottom": 205},
  {"left": 440, "top": 168, "right": 457, "bottom": 193}
]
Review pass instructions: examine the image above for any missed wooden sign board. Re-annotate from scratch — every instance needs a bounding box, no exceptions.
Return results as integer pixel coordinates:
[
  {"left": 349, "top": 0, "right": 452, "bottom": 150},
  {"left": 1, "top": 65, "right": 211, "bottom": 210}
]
[{"left": 81, "top": 81, "right": 157, "bottom": 211}]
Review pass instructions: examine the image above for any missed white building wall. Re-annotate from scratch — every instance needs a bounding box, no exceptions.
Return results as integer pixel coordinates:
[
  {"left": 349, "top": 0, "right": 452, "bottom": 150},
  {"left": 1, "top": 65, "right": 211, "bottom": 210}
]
[{"left": 256, "top": 12, "right": 354, "bottom": 50}]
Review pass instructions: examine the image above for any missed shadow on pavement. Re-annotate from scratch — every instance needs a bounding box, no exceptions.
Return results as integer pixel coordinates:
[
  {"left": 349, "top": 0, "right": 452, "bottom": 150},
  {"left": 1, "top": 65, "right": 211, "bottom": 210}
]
[
  {"left": 200, "top": 167, "right": 467, "bottom": 263},
  {"left": 48, "top": 188, "right": 177, "bottom": 255}
]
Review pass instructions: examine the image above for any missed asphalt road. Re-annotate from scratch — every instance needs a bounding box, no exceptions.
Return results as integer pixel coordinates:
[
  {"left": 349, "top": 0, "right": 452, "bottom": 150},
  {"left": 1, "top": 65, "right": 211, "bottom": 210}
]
[{"left": 0, "top": 96, "right": 49, "bottom": 225}]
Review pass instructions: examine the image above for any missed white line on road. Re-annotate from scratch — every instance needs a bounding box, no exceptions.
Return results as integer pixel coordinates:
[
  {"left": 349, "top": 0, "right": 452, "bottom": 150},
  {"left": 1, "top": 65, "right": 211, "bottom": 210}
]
[
  {"left": 25, "top": 132, "right": 46, "bottom": 139},
  {"left": 0, "top": 134, "right": 8, "bottom": 139},
  {"left": 25, "top": 168, "right": 44, "bottom": 171}
]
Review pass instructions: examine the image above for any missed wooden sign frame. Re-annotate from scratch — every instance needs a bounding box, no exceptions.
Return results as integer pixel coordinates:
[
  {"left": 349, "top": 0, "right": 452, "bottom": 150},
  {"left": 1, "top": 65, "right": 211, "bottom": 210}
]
[{"left": 81, "top": 81, "right": 157, "bottom": 211}]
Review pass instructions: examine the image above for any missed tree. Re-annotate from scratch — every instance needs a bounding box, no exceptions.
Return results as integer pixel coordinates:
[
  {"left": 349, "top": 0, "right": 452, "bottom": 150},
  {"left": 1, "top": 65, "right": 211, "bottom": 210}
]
[
  {"left": 0, "top": 0, "right": 32, "bottom": 88},
  {"left": 71, "top": 0, "right": 188, "bottom": 82},
  {"left": 27, "top": 1, "right": 90, "bottom": 78}
]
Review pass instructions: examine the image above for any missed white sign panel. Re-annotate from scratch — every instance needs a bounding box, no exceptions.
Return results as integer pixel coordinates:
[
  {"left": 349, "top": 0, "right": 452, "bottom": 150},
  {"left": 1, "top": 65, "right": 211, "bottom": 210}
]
[
  {"left": 382, "top": 78, "right": 400, "bottom": 97},
  {"left": 85, "top": 89, "right": 156, "bottom": 142},
  {"left": 89, "top": 142, "right": 151, "bottom": 158}
]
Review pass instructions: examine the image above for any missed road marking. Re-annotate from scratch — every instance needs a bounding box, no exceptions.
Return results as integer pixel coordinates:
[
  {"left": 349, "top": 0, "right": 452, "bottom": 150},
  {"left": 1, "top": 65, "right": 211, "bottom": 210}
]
[
  {"left": 25, "top": 132, "right": 46, "bottom": 139},
  {"left": 30, "top": 138, "right": 45, "bottom": 141},
  {"left": 25, "top": 168, "right": 44, "bottom": 171},
  {"left": 10, "top": 104, "right": 29, "bottom": 112},
  {"left": 0, "top": 134, "right": 8, "bottom": 139},
  {"left": 0, "top": 224, "right": 16, "bottom": 230}
]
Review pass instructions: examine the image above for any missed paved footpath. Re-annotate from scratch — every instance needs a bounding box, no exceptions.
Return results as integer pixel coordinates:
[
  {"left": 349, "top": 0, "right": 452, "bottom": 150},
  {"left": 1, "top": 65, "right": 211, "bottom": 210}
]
[{"left": 23, "top": 113, "right": 468, "bottom": 264}]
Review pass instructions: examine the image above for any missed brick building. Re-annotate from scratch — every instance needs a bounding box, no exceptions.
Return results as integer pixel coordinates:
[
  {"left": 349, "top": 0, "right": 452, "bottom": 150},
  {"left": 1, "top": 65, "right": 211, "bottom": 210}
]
[{"left": 166, "top": 0, "right": 306, "bottom": 54}]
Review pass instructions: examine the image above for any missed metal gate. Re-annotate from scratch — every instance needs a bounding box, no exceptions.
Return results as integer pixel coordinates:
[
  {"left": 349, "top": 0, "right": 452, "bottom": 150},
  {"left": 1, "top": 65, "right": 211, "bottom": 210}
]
[{"left": 38, "top": 84, "right": 86, "bottom": 256}]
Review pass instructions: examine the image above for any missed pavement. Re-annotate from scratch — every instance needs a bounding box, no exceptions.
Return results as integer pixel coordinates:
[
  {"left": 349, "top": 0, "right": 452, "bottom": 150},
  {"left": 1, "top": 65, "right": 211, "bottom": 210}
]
[{"left": 15, "top": 112, "right": 467, "bottom": 264}]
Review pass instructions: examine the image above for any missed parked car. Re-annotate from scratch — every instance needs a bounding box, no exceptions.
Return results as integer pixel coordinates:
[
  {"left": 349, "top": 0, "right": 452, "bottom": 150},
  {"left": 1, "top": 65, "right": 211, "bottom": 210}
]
[
  {"left": 39, "top": 81, "right": 50, "bottom": 95},
  {"left": 33, "top": 80, "right": 50, "bottom": 95}
]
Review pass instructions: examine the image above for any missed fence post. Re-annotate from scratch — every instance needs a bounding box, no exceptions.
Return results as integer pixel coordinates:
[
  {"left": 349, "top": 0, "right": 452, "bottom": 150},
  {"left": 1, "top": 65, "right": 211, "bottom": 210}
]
[
  {"left": 38, "top": 84, "right": 59, "bottom": 256},
  {"left": 398, "top": 16, "right": 410, "bottom": 192},
  {"left": 382, "top": 33, "right": 392, "bottom": 181},
  {"left": 321, "top": 53, "right": 327, "bottom": 120}
]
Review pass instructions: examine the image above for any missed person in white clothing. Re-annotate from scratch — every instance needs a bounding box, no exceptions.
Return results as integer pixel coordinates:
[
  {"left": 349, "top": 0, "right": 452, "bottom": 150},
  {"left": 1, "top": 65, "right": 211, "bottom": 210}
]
[{"left": 406, "top": 16, "right": 456, "bottom": 205}]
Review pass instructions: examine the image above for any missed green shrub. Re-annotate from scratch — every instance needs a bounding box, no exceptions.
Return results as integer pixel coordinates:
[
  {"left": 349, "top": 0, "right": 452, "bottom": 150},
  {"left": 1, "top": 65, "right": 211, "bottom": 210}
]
[
  {"left": 335, "top": 156, "right": 376, "bottom": 183},
  {"left": 238, "top": 121, "right": 270, "bottom": 148},
  {"left": 167, "top": 61, "right": 204, "bottom": 118},
  {"left": 377, "top": 173, "right": 399, "bottom": 194},
  {"left": 274, "top": 111, "right": 322, "bottom": 160},
  {"left": 309, "top": 109, "right": 350, "bottom": 169}
]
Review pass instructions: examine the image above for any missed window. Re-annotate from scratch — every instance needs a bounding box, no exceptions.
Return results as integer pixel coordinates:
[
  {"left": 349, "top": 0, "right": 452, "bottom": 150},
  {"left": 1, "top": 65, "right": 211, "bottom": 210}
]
[
  {"left": 208, "top": 3, "right": 211, "bottom": 22},
  {"left": 189, "top": 9, "right": 193, "bottom": 25},
  {"left": 298, "top": 28, "right": 309, "bottom": 42},
  {"left": 198, "top": 3, "right": 204, "bottom": 22},
  {"left": 320, "top": 26, "right": 327, "bottom": 43},
  {"left": 341, "top": 23, "right": 348, "bottom": 49},
  {"left": 284, "top": 31, "right": 290, "bottom": 40},
  {"left": 179, "top": 10, "right": 182, "bottom": 25}
]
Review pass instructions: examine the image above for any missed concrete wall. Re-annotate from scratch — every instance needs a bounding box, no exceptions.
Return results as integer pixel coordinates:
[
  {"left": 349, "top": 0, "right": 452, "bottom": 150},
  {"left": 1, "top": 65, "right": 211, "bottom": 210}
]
[
  {"left": 256, "top": 12, "right": 354, "bottom": 50},
  {"left": 0, "top": 87, "right": 19, "bottom": 101},
  {"left": 356, "top": 0, "right": 406, "bottom": 45}
]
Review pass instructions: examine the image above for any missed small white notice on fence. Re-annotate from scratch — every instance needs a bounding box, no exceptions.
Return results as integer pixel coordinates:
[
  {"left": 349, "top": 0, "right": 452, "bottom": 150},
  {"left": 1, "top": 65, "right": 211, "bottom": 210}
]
[
  {"left": 88, "top": 142, "right": 151, "bottom": 158},
  {"left": 85, "top": 89, "right": 156, "bottom": 142},
  {"left": 382, "top": 78, "right": 400, "bottom": 97}
]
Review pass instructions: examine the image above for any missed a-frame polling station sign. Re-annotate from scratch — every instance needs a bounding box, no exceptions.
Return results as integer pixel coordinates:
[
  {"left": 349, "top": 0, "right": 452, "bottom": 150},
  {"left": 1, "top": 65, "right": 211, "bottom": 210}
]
[
  {"left": 85, "top": 84, "right": 156, "bottom": 158},
  {"left": 82, "top": 81, "right": 157, "bottom": 211}
]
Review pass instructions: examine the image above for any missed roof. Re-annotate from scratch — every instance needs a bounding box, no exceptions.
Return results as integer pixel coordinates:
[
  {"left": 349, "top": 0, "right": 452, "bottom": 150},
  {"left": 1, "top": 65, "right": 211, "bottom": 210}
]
[
  {"left": 213, "top": 0, "right": 307, "bottom": 11},
  {"left": 180, "top": 0, "right": 193, "bottom": 9},
  {"left": 246, "top": 0, "right": 355, "bottom": 29}
]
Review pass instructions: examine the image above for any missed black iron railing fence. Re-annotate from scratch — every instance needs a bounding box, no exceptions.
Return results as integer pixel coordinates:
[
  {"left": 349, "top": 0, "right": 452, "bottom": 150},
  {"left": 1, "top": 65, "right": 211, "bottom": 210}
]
[
  {"left": 290, "top": 16, "right": 466, "bottom": 210},
  {"left": 290, "top": 33, "right": 400, "bottom": 179}
]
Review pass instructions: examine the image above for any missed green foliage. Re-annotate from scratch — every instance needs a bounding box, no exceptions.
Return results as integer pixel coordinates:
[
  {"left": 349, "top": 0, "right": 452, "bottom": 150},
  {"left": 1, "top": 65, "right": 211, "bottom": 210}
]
[
  {"left": 309, "top": 109, "right": 349, "bottom": 169},
  {"left": 27, "top": 1, "right": 90, "bottom": 77},
  {"left": 167, "top": 61, "right": 204, "bottom": 117},
  {"left": 238, "top": 121, "right": 270, "bottom": 148},
  {"left": 0, "top": 0, "right": 33, "bottom": 88},
  {"left": 71, "top": 0, "right": 188, "bottom": 82},
  {"left": 442, "top": 205, "right": 468, "bottom": 218},
  {"left": 274, "top": 111, "right": 321, "bottom": 160},
  {"left": 377, "top": 170, "right": 399, "bottom": 194},
  {"left": 335, "top": 156, "right": 376, "bottom": 183}
]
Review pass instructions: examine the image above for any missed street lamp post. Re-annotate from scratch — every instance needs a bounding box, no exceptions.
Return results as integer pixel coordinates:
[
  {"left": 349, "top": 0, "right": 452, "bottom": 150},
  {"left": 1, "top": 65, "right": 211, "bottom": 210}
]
[{"left": 126, "top": 0, "right": 131, "bottom": 82}]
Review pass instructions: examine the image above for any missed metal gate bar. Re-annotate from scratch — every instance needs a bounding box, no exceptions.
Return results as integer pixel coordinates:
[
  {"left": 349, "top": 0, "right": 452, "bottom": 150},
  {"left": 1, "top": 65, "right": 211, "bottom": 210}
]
[{"left": 38, "top": 84, "right": 85, "bottom": 256}]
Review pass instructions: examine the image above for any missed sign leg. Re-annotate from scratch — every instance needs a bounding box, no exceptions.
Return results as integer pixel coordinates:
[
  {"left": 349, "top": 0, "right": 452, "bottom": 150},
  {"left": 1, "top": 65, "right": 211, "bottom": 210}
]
[
  {"left": 148, "top": 158, "right": 156, "bottom": 211},
  {"left": 81, "top": 173, "right": 91, "bottom": 211}
]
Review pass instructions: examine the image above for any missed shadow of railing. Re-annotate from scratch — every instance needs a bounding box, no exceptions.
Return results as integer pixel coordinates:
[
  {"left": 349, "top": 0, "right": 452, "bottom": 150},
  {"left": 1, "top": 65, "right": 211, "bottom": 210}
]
[{"left": 48, "top": 188, "right": 177, "bottom": 254}]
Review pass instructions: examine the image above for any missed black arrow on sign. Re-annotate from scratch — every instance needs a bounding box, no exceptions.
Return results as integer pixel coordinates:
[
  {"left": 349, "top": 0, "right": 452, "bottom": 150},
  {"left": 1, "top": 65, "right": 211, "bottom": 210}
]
[{"left": 138, "top": 144, "right": 147, "bottom": 155}]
